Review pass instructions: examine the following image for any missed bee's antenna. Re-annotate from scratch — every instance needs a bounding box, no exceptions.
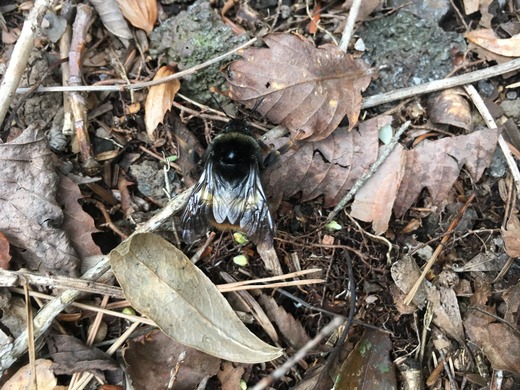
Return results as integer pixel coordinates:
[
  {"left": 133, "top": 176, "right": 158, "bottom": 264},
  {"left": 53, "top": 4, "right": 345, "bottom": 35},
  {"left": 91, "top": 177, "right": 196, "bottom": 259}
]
[
  {"left": 210, "top": 92, "right": 233, "bottom": 119},
  {"left": 210, "top": 89, "right": 264, "bottom": 121},
  {"left": 244, "top": 97, "right": 264, "bottom": 120}
]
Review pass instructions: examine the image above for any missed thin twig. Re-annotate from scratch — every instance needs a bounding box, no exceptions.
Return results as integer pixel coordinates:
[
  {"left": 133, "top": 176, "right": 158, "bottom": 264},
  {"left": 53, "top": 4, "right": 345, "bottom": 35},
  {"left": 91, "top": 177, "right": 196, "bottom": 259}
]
[
  {"left": 24, "top": 284, "right": 37, "bottom": 390},
  {"left": 404, "top": 194, "right": 476, "bottom": 305},
  {"left": 15, "top": 38, "right": 257, "bottom": 94},
  {"left": 0, "top": 0, "right": 53, "bottom": 127},
  {"left": 362, "top": 57, "right": 520, "bottom": 108},
  {"left": 339, "top": 0, "right": 363, "bottom": 52},
  {"left": 250, "top": 316, "right": 345, "bottom": 390},
  {"left": 463, "top": 84, "right": 520, "bottom": 197},
  {"left": 70, "top": 321, "right": 140, "bottom": 390},
  {"left": 327, "top": 121, "right": 411, "bottom": 221}
]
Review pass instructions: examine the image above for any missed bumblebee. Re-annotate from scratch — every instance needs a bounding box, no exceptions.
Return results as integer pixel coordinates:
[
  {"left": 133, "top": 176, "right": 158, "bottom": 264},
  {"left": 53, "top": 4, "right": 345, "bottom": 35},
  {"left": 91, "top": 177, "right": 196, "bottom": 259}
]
[{"left": 181, "top": 119, "right": 275, "bottom": 247}]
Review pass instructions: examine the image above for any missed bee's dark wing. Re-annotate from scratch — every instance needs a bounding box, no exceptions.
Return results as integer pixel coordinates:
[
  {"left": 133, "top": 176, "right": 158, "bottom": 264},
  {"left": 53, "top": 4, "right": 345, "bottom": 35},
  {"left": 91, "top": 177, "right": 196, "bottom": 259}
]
[
  {"left": 212, "top": 163, "right": 275, "bottom": 247},
  {"left": 180, "top": 160, "right": 216, "bottom": 243}
]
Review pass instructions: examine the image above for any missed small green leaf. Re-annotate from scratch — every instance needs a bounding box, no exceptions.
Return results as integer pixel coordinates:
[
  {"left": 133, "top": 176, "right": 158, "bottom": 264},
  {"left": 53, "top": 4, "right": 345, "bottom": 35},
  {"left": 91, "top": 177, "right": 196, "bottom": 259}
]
[
  {"left": 233, "top": 254, "right": 249, "bottom": 267},
  {"left": 325, "top": 220, "right": 342, "bottom": 231},
  {"left": 233, "top": 232, "right": 249, "bottom": 245},
  {"left": 122, "top": 307, "right": 136, "bottom": 316}
]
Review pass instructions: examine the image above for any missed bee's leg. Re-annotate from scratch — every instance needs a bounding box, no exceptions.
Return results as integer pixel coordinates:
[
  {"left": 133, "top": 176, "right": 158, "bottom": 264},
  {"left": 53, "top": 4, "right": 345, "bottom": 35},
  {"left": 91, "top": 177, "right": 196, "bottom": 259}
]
[{"left": 262, "top": 139, "right": 295, "bottom": 168}]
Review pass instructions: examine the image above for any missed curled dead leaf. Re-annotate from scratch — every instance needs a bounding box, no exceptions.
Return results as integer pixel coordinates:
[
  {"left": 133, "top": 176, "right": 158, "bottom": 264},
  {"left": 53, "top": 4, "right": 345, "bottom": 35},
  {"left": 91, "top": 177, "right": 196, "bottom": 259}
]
[
  {"left": 117, "top": 0, "right": 157, "bottom": 34},
  {"left": 465, "top": 29, "right": 520, "bottom": 57},
  {"left": 90, "top": 0, "right": 133, "bottom": 41},
  {"left": 1, "top": 359, "right": 57, "bottom": 390},
  {"left": 428, "top": 88, "right": 472, "bottom": 130},
  {"left": 145, "top": 66, "right": 180, "bottom": 141},
  {"left": 225, "top": 33, "right": 372, "bottom": 141}
]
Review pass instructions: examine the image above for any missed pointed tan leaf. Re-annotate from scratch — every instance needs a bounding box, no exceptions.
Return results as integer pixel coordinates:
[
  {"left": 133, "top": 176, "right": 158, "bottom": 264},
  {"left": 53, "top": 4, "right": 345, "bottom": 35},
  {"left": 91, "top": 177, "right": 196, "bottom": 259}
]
[
  {"left": 117, "top": 0, "right": 157, "bottom": 34},
  {"left": 225, "top": 33, "right": 372, "bottom": 141},
  {"left": 145, "top": 66, "right": 180, "bottom": 141},
  {"left": 465, "top": 29, "right": 520, "bottom": 57},
  {"left": 109, "top": 233, "right": 283, "bottom": 363},
  {"left": 351, "top": 143, "right": 405, "bottom": 234}
]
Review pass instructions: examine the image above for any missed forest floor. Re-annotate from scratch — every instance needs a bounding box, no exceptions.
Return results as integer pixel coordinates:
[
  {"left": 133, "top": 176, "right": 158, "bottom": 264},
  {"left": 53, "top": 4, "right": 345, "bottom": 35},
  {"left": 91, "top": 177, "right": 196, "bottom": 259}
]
[{"left": 0, "top": 0, "right": 519, "bottom": 389}]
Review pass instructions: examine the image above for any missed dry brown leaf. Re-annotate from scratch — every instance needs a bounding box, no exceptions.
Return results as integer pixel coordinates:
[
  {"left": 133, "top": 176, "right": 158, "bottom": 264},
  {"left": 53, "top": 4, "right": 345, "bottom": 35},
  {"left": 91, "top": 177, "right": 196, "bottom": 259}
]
[
  {"left": 56, "top": 175, "right": 101, "bottom": 260},
  {"left": 90, "top": 0, "right": 132, "bottom": 41},
  {"left": 0, "top": 232, "right": 11, "bottom": 270},
  {"left": 390, "top": 255, "right": 430, "bottom": 308},
  {"left": 225, "top": 33, "right": 372, "bottom": 141},
  {"left": 264, "top": 115, "right": 381, "bottom": 208},
  {"left": 462, "top": 0, "right": 480, "bottom": 14},
  {"left": 334, "top": 329, "right": 397, "bottom": 389},
  {"left": 453, "top": 252, "right": 509, "bottom": 273},
  {"left": 428, "top": 88, "right": 472, "bottom": 130},
  {"left": 503, "top": 283, "right": 520, "bottom": 325},
  {"left": 351, "top": 143, "right": 405, "bottom": 234},
  {"left": 502, "top": 212, "right": 520, "bottom": 257},
  {"left": 394, "top": 127, "right": 499, "bottom": 217},
  {"left": 465, "top": 29, "right": 520, "bottom": 57},
  {"left": 464, "top": 298, "right": 520, "bottom": 374},
  {"left": 47, "top": 334, "right": 119, "bottom": 375},
  {"left": 1, "top": 359, "right": 57, "bottom": 390},
  {"left": 478, "top": 0, "right": 494, "bottom": 28},
  {"left": 217, "top": 362, "right": 246, "bottom": 390},
  {"left": 428, "top": 286, "right": 465, "bottom": 344},
  {"left": 109, "top": 233, "right": 283, "bottom": 363},
  {"left": 123, "top": 330, "right": 220, "bottom": 390},
  {"left": 0, "top": 126, "right": 80, "bottom": 276},
  {"left": 257, "top": 293, "right": 311, "bottom": 349},
  {"left": 145, "top": 66, "right": 180, "bottom": 141},
  {"left": 117, "top": 0, "right": 157, "bottom": 34}
]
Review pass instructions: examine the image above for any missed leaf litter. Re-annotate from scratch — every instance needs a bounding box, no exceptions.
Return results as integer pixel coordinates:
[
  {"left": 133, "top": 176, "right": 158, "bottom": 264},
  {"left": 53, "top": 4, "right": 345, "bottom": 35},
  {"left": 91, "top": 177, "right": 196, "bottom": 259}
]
[{"left": 0, "top": 0, "right": 519, "bottom": 389}]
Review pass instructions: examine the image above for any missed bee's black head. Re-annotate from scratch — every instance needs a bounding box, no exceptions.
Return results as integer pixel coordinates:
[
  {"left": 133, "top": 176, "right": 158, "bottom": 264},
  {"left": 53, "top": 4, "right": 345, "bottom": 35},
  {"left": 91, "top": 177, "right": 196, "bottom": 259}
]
[
  {"left": 222, "top": 119, "right": 254, "bottom": 136},
  {"left": 211, "top": 129, "right": 262, "bottom": 182}
]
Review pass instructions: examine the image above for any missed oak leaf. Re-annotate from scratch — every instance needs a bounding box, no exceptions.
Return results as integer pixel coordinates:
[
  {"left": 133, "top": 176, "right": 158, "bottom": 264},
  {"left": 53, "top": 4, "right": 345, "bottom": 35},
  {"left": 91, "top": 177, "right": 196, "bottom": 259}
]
[
  {"left": 225, "top": 33, "right": 372, "bottom": 141},
  {"left": 394, "top": 127, "right": 499, "bottom": 217},
  {"left": 265, "top": 119, "right": 498, "bottom": 233},
  {"left": 264, "top": 115, "right": 381, "bottom": 208}
]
